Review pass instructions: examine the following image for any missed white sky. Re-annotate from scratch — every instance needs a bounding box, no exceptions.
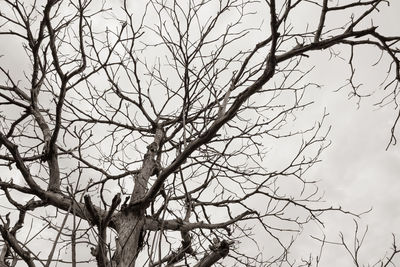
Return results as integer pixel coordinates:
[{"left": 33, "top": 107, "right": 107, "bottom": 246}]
[
  {"left": 282, "top": 2, "right": 400, "bottom": 263},
  {"left": 0, "top": 0, "right": 399, "bottom": 266}
]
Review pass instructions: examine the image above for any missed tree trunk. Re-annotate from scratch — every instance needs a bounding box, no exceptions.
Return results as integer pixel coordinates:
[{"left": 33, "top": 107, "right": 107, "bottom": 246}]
[
  {"left": 116, "top": 212, "right": 145, "bottom": 267},
  {"left": 115, "top": 127, "right": 164, "bottom": 267}
]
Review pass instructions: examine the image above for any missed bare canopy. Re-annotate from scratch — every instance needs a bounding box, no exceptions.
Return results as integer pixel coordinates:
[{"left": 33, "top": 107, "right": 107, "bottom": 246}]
[{"left": 0, "top": 0, "right": 399, "bottom": 266}]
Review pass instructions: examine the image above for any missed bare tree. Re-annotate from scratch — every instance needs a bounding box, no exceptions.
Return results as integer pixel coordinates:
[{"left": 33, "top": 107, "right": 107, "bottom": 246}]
[{"left": 0, "top": 0, "right": 399, "bottom": 266}]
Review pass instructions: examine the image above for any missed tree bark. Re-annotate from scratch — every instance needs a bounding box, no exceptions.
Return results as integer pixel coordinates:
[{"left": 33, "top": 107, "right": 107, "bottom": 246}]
[
  {"left": 115, "top": 212, "right": 145, "bottom": 267},
  {"left": 194, "top": 240, "right": 231, "bottom": 267},
  {"left": 115, "top": 127, "right": 164, "bottom": 267}
]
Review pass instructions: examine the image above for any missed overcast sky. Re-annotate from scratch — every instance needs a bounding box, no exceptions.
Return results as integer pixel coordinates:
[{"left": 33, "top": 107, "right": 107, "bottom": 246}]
[
  {"left": 0, "top": 1, "right": 399, "bottom": 266},
  {"left": 284, "top": 2, "right": 400, "bottom": 264}
]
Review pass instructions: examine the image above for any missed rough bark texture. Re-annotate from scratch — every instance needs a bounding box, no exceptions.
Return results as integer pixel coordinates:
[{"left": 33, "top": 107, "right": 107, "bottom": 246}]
[
  {"left": 115, "top": 128, "right": 164, "bottom": 266},
  {"left": 115, "top": 213, "right": 145, "bottom": 267}
]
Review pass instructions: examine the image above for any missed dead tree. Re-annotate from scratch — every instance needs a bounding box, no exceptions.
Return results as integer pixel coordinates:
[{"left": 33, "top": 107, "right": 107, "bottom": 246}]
[{"left": 0, "top": 0, "right": 399, "bottom": 266}]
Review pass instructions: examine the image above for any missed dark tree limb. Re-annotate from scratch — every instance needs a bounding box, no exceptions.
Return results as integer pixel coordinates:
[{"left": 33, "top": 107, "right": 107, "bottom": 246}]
[
  {"left": 0, "top": 224, "right": 35, "bottom": 267},
  {"left": 194, "top": 240, "right": 232, "bottom": 267}
]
